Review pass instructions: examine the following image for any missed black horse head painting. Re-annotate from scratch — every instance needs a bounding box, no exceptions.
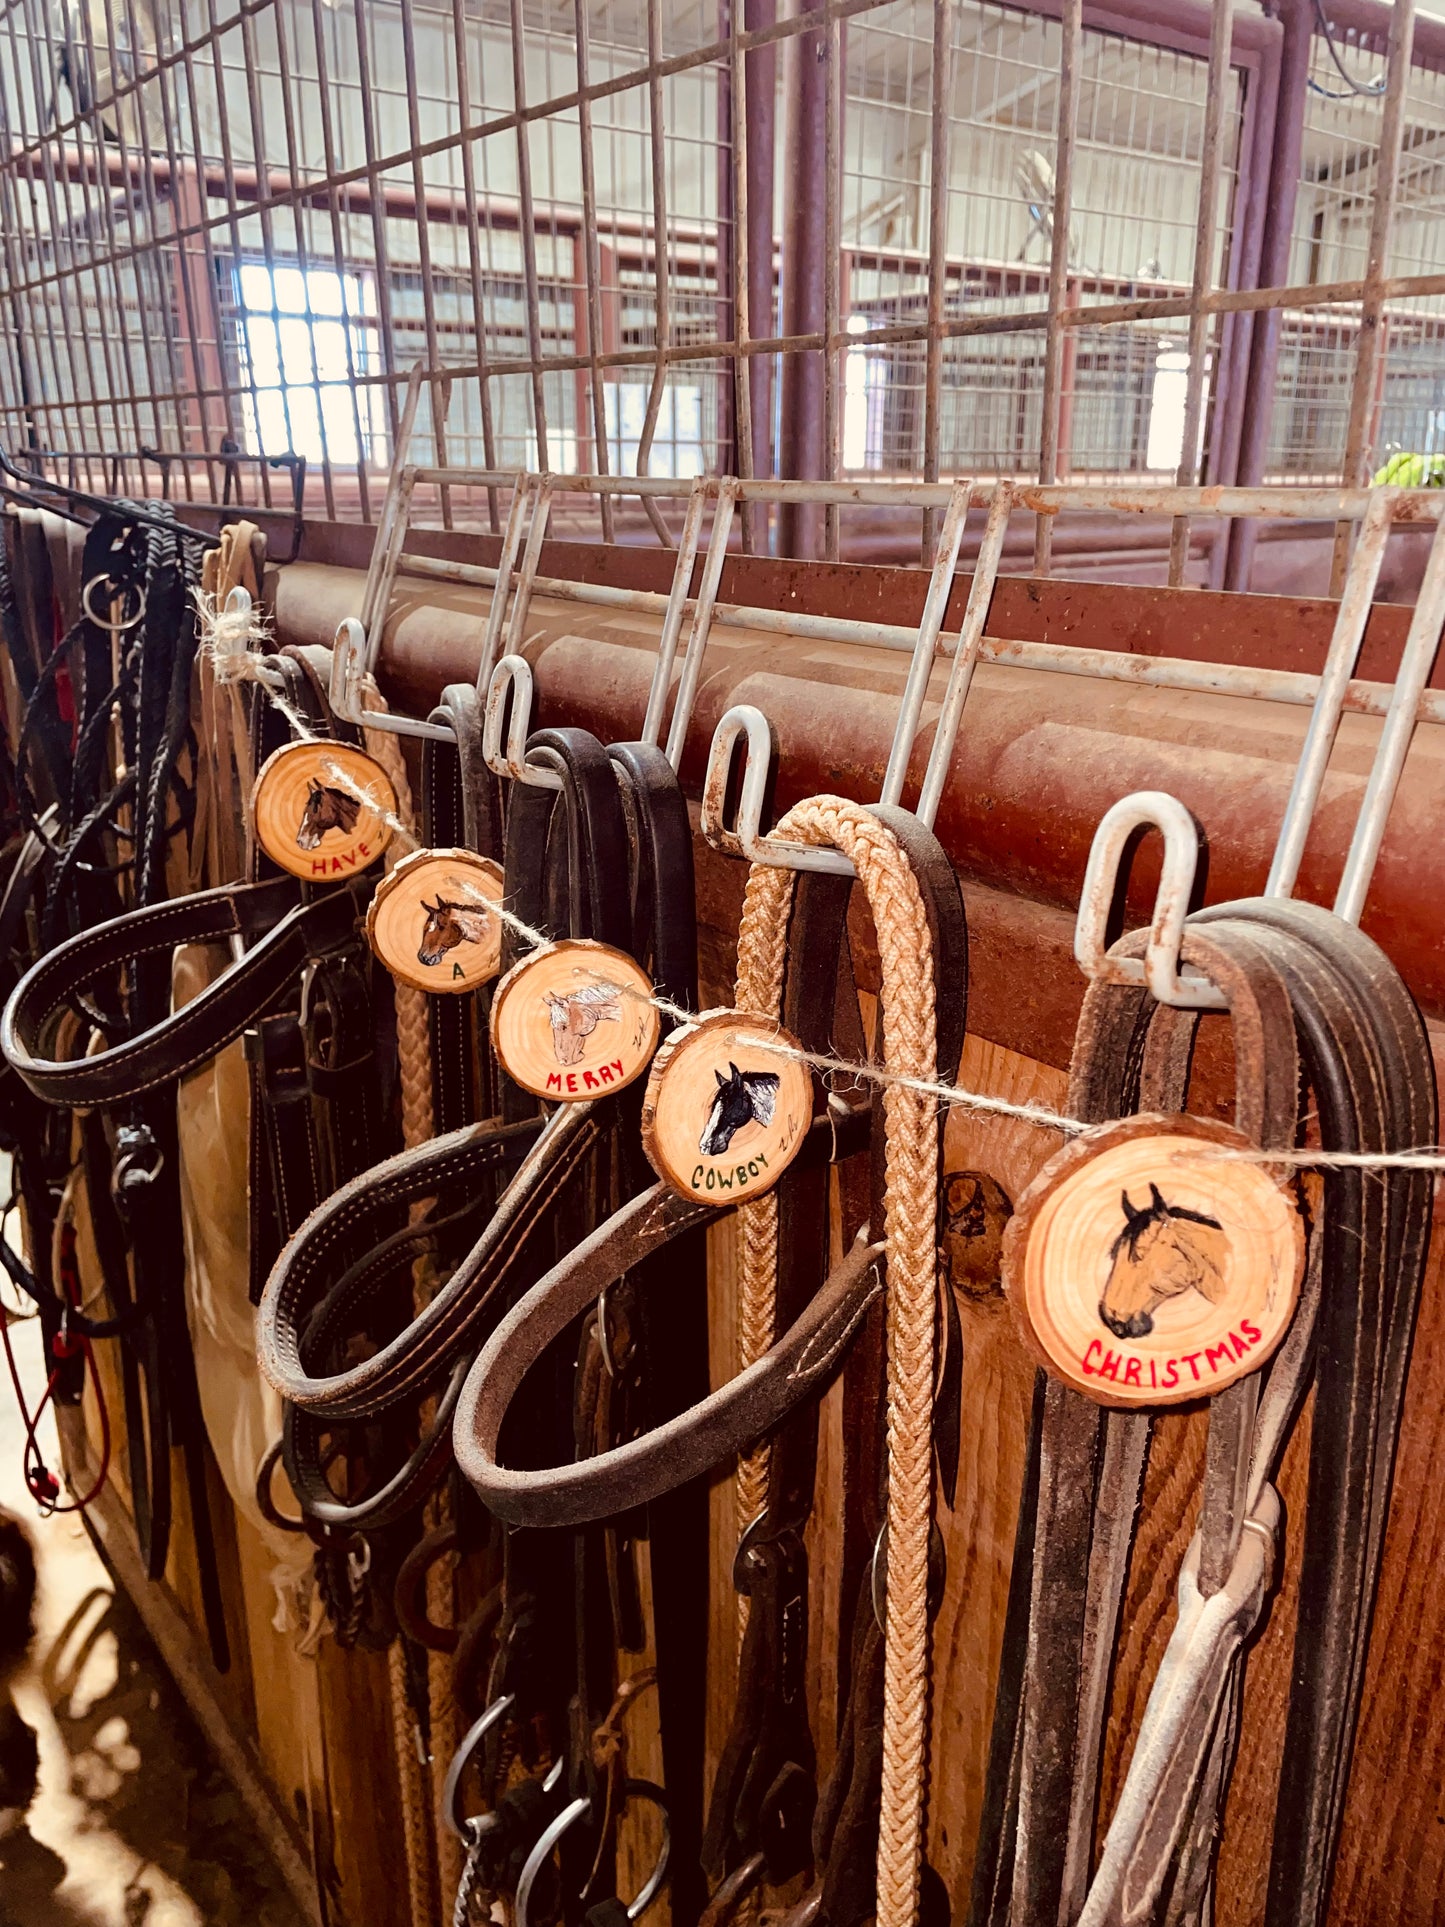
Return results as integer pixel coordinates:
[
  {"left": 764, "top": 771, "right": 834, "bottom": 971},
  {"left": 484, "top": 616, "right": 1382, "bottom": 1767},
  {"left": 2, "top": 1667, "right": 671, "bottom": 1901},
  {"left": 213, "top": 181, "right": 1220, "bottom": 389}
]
[
  {"left": 1099, "top": 1184, "right": 1228, "bottom": 1339},
  {"left": 417, "top": 898, "right": 492, "bottom": 968},
  {"left": 699, "top": 1062, "right": 780, "bottom": 1158},
  {"left": 297, "top": 778, "right": 361, "bottom": 851}
]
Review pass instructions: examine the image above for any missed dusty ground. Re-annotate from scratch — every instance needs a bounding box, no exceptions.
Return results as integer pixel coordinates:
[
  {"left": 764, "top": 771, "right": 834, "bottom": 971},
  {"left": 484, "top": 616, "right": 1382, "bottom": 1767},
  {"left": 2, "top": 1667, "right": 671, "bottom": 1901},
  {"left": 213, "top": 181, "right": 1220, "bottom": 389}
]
[{"left": 0, "top": 1304, "right": 306, "bottom": 1927}]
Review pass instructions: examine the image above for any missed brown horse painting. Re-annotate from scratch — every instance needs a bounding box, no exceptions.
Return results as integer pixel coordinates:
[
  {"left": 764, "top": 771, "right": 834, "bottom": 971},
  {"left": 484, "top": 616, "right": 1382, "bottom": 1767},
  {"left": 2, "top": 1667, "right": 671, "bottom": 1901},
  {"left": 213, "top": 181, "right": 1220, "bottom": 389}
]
[
  {"left": 297, "top": 778, "right": 361, "bottom": 850},
  {"left": 417, "top": 898, "right": 492, "bottom": 968},
  {"left": 544, "top": 982, "right": 622, "bottom": 1066},
  {"left": 1099, "top": 1184, "right": 1229, "bottom": 1339}
]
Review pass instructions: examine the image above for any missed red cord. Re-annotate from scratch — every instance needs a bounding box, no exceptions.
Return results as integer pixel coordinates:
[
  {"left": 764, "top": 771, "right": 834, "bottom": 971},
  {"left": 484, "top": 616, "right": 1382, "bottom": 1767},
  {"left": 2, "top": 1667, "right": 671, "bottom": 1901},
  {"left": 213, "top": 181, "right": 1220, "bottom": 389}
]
[{"left": 0, "top": 1220, "right": 111, "bottom": 1516}]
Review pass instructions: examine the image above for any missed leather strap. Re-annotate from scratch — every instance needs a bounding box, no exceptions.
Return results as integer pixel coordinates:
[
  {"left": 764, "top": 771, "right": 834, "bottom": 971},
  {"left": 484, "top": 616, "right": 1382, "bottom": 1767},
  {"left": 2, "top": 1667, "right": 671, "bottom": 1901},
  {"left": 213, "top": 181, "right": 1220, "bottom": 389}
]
[
  {"left": 2, "top": 875, "right": 369, "bottom": 1104},
  {"left": 970, "top": 901, "right": 1434, "bottom": 1927},
  {"left": 455, "top": 1169, "right": 881, "bottom": 1527}
]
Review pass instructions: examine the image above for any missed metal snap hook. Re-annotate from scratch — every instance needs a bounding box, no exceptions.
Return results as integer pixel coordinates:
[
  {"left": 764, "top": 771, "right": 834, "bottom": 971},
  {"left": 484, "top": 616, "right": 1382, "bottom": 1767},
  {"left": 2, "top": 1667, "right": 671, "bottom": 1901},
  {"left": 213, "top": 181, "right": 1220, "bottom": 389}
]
[
  {"left": 1073, "top": 791, "right": 1227, "bottom": 1012},
  {"left": 482, "top": 654, "right": 564, "bottom": 791},
  {"left": 110, "top": 1123, "right": 164, "bottom": 1212},
  {"left": 345, "top": 1535, "right": 372, "bottom": 1587},
  {"left": 81, "top": 573, "right": 146, "bottom": 633},
  {"left": 731, "top": 1506, "right": 771, "bottom": 1590}
]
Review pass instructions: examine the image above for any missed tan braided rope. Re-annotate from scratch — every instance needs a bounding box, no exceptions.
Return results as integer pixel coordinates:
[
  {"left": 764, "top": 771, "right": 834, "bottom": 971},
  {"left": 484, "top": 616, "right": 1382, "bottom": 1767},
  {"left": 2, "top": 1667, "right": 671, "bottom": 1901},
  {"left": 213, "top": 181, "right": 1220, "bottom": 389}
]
[
  {"left": 361, "top": 692, "right": 455, "bottom": 1923},
  {"left": 361, "top": 689, "right": 436, "bottom": 1158},
  {"left": 424, "top": 1534, "right": 464, "bottom": 1908},
  {"left": 733, "top": 798, "right": 939, "bottom": 1927},
  {"left": 388, "top": 1637, "right": 440, "bottom": 1927},
  {"left": 731, "top": 857, "right": 795, "bottom": 1567}
]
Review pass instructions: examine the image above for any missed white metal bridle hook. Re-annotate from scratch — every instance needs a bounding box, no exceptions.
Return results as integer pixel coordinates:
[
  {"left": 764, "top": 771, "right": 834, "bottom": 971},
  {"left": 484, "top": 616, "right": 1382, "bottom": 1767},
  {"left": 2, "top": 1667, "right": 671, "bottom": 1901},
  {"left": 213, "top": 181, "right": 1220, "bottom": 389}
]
[
  {"left": 1074, "top": 791, "right": 1227, "bottom": 1011},
  {"left": 329, "top": 616, "right": 455, "bottom": 743},
  {"left": 699, "top": 704, "right": 854, "bottom": 877},
  {"left": 482, "top": 653, "right": 563, "bottom": 790},
  {"left": 473, "top": 473, "right": 555, "bottom": 704}
]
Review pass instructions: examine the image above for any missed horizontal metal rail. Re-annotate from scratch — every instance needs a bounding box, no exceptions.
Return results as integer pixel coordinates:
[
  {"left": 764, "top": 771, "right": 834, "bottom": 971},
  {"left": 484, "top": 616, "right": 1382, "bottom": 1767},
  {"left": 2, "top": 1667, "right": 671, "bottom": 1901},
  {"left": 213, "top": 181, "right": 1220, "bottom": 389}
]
[
  {"left": 400, "top": 471, "right": 1445, "bottom": 522},
  {"left": 395, "top": 548, "right": 1445, "bottom": 726}
]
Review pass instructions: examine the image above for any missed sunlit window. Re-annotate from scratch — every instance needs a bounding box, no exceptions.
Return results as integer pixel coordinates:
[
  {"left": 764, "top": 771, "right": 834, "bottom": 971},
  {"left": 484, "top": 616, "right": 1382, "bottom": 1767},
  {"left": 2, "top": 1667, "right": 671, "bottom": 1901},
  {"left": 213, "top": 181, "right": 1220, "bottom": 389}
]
[
  {"left": 1146, "top": 348, "right": 1191, "bottom": 472},
  {"left": 605, "top": 382, "right": 705, "bottom": 478},
  {"left": 842, "top": 314, "right": 876, "bottom": 470},
  {"left": 237, "top": 263, "right": 386, "bottom": 467}
]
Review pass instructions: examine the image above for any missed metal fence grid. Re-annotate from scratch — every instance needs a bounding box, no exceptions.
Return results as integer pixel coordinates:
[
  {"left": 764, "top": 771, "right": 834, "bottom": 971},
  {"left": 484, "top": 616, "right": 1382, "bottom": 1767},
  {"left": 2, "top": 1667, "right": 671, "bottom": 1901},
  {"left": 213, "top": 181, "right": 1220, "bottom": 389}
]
[
  {"left": 2, "top": 0, "right": 1444, "bottom": 585},
  {"left": 1265, "top": 15, "right": 1445, "bottom": 482}
]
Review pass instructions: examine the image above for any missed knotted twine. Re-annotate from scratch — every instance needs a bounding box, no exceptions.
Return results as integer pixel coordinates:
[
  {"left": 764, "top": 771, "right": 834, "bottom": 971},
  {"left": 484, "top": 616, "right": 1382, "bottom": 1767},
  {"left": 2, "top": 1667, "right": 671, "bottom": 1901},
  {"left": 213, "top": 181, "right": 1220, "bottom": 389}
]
[{"left": 733, "top": 796, "right": 939, "bottom": 1927}]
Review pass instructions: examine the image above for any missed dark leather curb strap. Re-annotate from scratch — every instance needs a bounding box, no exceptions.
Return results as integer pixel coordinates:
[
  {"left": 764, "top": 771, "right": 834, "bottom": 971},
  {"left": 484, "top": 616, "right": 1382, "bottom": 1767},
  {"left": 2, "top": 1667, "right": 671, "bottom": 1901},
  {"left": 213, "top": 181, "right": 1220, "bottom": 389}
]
[{"left": 969, "top": 899, "right": 1434, "bottom": 1927}]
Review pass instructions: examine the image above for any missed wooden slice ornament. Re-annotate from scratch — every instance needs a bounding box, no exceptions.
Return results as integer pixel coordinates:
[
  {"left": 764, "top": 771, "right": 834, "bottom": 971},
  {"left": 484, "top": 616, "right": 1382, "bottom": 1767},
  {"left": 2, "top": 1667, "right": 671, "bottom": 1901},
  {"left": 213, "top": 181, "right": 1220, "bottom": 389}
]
[
  {"left": 641, "top": 1009, "right": 813, "bottom": 1204},
  {"left": 250, "top": 740, "right": 395, "bottom": 882},
  {"left": 1002, "top": 1113, "right": 1305, "bottom": 1408},
  {"left": 366, "top": 848, "right": 504, "bottom": 993},
  {"left": 490, "top": 939, "right": 660, "bottom": 1101}
]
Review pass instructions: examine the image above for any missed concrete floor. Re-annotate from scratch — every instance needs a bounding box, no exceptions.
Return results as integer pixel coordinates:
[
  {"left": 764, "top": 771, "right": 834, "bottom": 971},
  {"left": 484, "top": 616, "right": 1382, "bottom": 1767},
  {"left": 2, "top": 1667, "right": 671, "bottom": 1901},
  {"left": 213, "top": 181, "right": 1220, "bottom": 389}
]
[{"left": 0, "top": 1305, "right": 306, "bottom": 1927}]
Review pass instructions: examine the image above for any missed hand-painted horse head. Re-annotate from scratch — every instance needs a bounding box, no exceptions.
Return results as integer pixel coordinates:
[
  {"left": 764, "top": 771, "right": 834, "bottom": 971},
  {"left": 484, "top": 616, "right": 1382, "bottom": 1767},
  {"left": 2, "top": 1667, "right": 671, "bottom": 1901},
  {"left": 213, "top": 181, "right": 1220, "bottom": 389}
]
[
  {"left": 544, "top": 982, "right": 622, "bottom": 1066},
  {"left": 417, "top": 898, "right": 492, "bottom": 968},
  {"left": 1099, "top": 1183, "right": 1229, "bottom": 1339},
  {"left": 698, "top": 1062, "right": 780, "bottom": 1158},
  {"left": 296, "top": 778, "right": 361, "bottom": 851}
]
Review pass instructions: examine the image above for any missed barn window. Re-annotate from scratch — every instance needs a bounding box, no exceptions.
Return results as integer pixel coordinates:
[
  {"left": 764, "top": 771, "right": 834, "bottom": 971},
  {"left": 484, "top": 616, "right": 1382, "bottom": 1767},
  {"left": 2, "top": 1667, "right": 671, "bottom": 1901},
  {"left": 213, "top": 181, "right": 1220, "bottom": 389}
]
[{"left": 236, "top": 264, "right": 385, "bottom": 469}]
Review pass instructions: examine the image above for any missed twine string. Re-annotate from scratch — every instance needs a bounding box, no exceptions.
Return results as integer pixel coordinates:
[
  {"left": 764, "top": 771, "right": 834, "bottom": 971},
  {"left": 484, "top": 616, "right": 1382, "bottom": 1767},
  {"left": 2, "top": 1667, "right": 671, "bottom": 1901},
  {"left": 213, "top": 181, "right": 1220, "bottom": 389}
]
[{"left": 227, "top": 645, "right": 1445, "bottom": 1182}]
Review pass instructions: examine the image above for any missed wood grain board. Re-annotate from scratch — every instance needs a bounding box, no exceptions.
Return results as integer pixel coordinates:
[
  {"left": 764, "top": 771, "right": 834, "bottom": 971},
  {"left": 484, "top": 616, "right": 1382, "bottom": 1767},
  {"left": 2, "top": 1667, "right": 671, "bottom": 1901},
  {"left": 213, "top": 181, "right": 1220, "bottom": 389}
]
[
  {"left": 367, "top": 846, "right": 504, "bottom": 992},
  {"left": 250, "top": 739, "right": 395, "bottom": 881},
  {"left": 641, "top": 1009, "right": 812, "bottom": 1203},
  {"left": 491, "top": 938, "right": 661, "bottom": 1099},
  {"left": 1005, "top": 1113, "right": 1305, "bottom": 1406}
]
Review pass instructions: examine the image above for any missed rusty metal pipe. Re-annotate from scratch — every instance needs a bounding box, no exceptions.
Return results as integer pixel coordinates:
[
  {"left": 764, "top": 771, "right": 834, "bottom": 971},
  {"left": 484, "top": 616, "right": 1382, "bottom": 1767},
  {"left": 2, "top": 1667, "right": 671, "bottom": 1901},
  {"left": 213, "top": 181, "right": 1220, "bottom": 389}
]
[
  {"left": 1225, "top": 0, "right": 1312, "bottom": 592},
  {"left": 1034, "top": 0, "right": 1081, "bottom": 579},
  {"left": 382, "top": 547, "right": 1445, "bottom": 724},
  {"left": 777, "top": 0, "right": 828, "bottom": 560},
  {"left": 402, "top": 469, "right": 1445, "bottom": 522},
  {"left": 304, "top": 595, "right": 1445, "bottom": 1019}
]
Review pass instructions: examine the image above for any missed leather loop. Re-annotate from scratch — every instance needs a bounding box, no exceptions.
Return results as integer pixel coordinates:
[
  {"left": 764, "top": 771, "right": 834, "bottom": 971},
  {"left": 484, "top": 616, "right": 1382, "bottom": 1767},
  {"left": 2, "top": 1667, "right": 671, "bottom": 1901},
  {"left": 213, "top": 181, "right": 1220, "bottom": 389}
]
[
  {"left": 453, "top": 1153, "right": 883, "bottom": 1528},
  {"left": 1, "top": 876, "right": 369, "bottom": 1105}
]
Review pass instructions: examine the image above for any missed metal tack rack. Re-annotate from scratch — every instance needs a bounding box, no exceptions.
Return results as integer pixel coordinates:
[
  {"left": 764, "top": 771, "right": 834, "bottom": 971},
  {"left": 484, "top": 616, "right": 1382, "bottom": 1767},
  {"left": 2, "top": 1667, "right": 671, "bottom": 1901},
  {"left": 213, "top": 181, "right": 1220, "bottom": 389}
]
[
  {"left": 1077, "top": 496, "right": 1445, "bottom": 1009},
  {"left": 347, "top": 427, "right": 1445, "bottom": 902}
]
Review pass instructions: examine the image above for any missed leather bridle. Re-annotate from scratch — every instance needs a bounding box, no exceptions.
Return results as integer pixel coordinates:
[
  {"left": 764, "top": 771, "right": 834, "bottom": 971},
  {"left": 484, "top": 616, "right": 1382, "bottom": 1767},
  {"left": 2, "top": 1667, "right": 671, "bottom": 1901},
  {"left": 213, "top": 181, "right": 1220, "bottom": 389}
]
[
  {"left": 969, "top": 898, "right": 1435, "bottom": 1927},
  {"left": 454, "top": 799, "right": 969, "bottom": 1927},
  {"left": 258, "top": 720, "right": 711, "bottom": 1921}
]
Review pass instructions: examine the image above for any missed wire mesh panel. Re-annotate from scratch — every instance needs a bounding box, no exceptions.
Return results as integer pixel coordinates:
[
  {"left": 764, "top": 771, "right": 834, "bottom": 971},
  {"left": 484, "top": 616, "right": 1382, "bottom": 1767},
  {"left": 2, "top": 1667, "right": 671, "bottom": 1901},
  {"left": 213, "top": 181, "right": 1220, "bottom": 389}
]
[
  {"left": 1, "top": 0, "right": 1443, "bottom": 563},
  {"left": 839, "top": 4, "right": 1244, "bottom": 482},
  {"left": 0, "top": 0, "right": 742, "bottom": 525},
  {"left": 1264, "top": 19, "right": 1445, "bottom": 482}
]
